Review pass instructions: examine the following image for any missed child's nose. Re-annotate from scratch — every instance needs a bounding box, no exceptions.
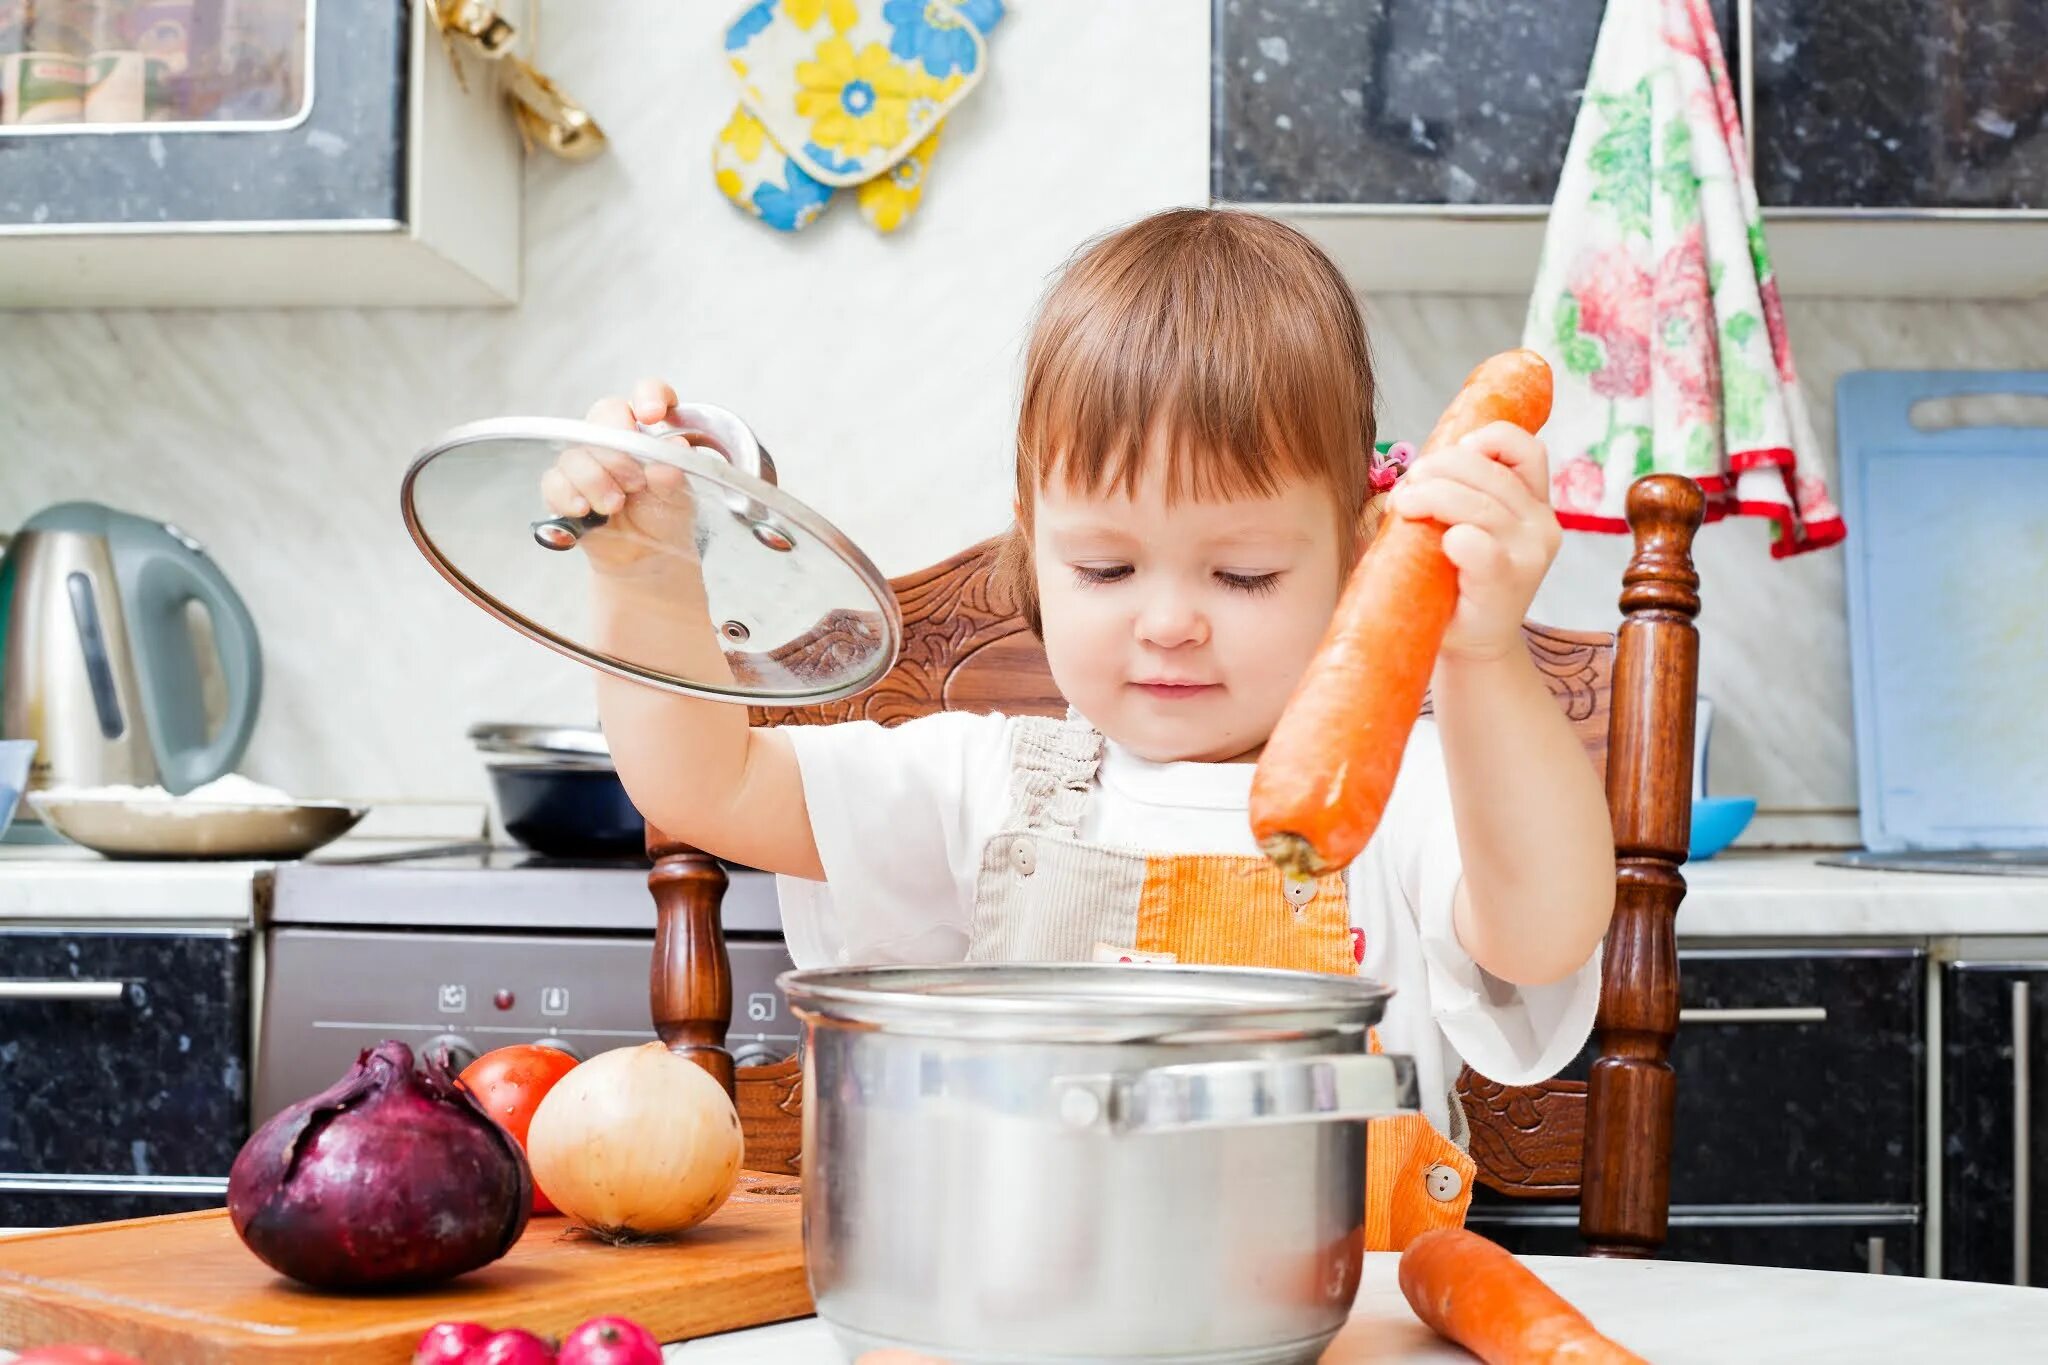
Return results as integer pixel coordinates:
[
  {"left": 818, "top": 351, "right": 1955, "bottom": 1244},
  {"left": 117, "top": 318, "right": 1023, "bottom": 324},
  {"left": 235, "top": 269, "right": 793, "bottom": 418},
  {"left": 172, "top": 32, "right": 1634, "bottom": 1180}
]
[{"left": 1135, "top": 591, "right": 1208, "bottom": 648}]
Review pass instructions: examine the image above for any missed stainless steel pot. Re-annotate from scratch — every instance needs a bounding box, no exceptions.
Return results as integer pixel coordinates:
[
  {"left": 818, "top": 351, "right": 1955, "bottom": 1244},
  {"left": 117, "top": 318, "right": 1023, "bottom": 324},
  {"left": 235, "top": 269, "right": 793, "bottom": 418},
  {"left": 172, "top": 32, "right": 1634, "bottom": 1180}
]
[{"left": 781, "top": 963, "right": 1419, "bottom": 1364}]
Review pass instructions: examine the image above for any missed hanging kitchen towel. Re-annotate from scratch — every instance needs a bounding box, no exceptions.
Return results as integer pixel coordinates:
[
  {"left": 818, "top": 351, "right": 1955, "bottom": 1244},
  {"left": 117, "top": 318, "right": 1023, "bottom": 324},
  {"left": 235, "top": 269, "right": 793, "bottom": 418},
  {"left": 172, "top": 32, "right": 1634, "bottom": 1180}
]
[
  {"left": 1524, "top": 0, "right": 1845, "bottom": 557},
  {"left": 714, "top": 0, "right": 1000, "bottom": 234}
]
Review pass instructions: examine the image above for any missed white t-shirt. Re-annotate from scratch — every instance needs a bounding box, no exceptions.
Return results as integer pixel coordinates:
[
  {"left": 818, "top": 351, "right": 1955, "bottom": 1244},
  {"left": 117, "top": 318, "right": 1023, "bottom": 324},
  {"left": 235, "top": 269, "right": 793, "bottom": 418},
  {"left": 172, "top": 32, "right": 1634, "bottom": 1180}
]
[{"left": 776, "top": 712, "right": 1599, "bottom": 1135}]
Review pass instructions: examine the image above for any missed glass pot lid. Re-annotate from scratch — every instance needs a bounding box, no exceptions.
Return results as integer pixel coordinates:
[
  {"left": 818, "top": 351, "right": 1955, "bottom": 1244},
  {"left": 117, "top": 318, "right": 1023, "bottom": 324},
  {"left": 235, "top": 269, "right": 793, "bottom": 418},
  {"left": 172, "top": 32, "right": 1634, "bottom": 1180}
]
[{"left": 400, "top": 406, "right": 901, "bottom": 704}]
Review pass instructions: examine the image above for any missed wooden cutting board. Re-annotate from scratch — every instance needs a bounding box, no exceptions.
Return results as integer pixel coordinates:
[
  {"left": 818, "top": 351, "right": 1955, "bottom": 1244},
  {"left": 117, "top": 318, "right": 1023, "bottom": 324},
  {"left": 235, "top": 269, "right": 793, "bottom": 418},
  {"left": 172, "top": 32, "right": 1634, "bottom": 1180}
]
[{"left": 0, "top": 1173, "right": 811, "bottom": 1364}]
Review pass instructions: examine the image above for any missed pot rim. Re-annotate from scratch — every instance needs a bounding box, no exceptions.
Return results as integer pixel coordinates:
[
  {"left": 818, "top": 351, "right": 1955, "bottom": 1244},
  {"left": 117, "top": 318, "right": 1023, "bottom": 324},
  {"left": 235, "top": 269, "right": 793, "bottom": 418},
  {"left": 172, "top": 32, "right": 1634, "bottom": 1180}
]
[{"left": 780, "top": 962, "right": 1393, "bottom": 1044}]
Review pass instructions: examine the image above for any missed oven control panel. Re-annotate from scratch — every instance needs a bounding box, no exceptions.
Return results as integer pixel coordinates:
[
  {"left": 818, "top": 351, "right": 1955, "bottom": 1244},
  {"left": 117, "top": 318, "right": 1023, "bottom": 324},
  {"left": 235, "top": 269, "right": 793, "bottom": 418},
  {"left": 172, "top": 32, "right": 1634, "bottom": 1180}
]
[{"left": 255, "top": 928, "right": 797, "bottom": 1124}]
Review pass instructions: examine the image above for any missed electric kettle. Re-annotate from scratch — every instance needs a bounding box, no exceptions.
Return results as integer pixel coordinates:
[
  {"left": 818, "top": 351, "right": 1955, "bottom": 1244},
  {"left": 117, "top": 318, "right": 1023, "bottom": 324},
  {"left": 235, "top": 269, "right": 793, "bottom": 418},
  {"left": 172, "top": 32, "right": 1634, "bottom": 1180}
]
[{"left": 0, "top": 502, "right": 262, "bottom": 804}]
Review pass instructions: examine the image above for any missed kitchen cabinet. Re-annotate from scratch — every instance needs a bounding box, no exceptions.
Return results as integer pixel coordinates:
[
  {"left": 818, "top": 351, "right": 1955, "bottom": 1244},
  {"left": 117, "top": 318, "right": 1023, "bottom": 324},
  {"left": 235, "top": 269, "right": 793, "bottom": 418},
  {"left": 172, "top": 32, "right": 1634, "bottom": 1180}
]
[
  {"left": 1751, "top": 0, "right": 2048, "bottom": 210},
  {"left": 1212, "top": 0, "right": 1734, "bottom": 208},
  {"left": 0, "top": 927, "right": 249, "bottom": 1228},
  {"left": 1213, "top": 0, "right": 2047, "bottom": 295},
  {"left": 1940, "top": 959, "right": 2048, "bottom": 1286},
  {"left": 0, "top": 0, "right": 524, "bottom": 307},
  {"left": 1473, "top": 946, "right": 1926, "bottom": 1272}
]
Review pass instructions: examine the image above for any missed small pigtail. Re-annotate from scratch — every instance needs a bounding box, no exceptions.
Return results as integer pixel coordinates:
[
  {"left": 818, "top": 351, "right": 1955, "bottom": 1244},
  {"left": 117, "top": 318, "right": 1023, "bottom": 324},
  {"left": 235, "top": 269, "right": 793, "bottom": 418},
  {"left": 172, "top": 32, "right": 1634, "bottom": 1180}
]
[{"left": 1356, "top": 440, "right": 1414, "bottom": 555}]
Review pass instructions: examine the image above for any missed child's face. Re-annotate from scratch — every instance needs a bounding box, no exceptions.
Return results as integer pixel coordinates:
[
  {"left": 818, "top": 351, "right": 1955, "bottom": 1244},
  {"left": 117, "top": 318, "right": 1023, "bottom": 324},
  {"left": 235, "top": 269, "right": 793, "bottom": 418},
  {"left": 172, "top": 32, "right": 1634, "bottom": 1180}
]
[{"left": 1031, "top": 444, "right": 1346, "bottom": 765}]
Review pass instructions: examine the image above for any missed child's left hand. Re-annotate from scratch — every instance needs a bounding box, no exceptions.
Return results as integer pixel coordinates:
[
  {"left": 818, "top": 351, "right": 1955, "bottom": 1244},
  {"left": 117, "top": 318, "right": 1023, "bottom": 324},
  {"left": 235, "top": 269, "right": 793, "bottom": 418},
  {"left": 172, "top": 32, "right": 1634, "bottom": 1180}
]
[{"left": 1386, "top": 420, "right": 1562, "bottom": 663}]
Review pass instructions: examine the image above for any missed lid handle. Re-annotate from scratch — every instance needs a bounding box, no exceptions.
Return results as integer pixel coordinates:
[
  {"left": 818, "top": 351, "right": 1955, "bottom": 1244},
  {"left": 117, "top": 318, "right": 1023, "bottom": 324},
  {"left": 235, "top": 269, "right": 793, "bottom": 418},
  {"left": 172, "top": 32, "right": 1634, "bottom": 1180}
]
[{"left": 530, "top": 403, "right": 778, "bottom": 551}]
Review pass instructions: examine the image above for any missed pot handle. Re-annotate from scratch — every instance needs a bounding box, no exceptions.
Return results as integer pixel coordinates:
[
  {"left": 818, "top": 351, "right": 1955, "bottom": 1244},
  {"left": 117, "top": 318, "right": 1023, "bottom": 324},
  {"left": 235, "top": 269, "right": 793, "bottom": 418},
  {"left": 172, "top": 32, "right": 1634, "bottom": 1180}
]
[{"left": 1051, "top": 1051, "right": 1419, "bottom": 1136}]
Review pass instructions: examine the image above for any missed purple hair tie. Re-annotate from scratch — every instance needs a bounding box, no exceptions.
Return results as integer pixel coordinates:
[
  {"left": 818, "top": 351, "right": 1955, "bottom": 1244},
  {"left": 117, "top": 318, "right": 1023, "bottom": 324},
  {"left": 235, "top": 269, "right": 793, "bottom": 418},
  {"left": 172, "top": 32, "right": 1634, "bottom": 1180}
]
[{"left": 1369, "top": 441, "right": 1415, "bottom": 494}]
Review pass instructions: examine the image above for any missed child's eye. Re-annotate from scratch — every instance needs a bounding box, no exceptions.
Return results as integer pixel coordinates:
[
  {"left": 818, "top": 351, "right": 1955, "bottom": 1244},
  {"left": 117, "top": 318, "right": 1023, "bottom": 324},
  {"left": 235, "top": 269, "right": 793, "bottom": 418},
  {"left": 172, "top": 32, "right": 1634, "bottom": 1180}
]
[
  {"left": 1072, "top": 564, "right": 1133, "bottom": 587},
  {"left": 1216, "top": 570, "right": 1282, "bottom": 596}
]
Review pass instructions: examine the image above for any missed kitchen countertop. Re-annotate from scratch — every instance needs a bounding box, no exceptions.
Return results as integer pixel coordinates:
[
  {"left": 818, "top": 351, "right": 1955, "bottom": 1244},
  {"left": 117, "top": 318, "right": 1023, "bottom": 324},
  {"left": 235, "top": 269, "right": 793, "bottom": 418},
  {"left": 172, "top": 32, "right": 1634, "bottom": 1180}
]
[
  {"left": 660, "top": 1252, "right": 2048, "bottom": 1363},
  {"left": 6, "top": 845, "right": 2048, "bottom": 938},
  {"left": 4, "top": 1247, "right": 2041, "bottom": 1363},
  {"left": 0, "top": 804, "right": 489, "bottom": 925},
  {"left": 1678, "top": 850, "right": 2048, "bottom": 938},
  {"left": 0, "top": 842, "right": 272, "bottom": 924}
]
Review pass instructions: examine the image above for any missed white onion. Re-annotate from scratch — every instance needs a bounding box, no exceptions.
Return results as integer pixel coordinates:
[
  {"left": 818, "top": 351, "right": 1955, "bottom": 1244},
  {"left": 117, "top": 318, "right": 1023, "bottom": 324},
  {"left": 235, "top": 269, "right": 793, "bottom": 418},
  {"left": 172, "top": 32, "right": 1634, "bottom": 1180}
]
[{"left": 526, "top": 1042, "right": 744, "bottom": 1241}]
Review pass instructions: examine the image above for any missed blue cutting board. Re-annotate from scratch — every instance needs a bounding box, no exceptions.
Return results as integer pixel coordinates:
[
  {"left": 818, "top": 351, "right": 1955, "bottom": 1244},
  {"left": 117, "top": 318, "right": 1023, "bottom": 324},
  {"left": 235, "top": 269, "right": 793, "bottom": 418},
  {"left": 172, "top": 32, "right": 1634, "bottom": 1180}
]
[{"left": 1838, "top": 371, "right": 2048, "bottom": 852}]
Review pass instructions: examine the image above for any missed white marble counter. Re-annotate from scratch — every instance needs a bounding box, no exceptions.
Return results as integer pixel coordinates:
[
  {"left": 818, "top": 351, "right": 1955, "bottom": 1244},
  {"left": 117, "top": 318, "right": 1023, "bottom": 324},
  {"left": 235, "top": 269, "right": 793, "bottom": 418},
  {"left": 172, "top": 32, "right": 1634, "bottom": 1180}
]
[
  {"left": 1679, "top": 850, "right": 2048, "bottom": 938},
  {"left": 0, "top": 843, "right": 268, "bottom": 924},
  {"left": 661, "top": 1252, "right": 2048, "bottom": 1363},
  {"left": 0, "top": 824, "right": 483, "bottom": 926},
  {"left": 3, "top": 1249, "right": 2041, "bottom": 1363},
  {"left": 6, "top": 843, "right": 2047, "bottom": 938}
]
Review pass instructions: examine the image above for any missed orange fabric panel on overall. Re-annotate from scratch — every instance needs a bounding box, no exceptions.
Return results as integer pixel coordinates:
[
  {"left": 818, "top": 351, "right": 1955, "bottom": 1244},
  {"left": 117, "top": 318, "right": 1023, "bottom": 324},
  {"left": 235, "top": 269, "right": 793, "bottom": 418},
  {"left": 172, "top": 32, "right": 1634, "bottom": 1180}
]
[
  {"left": 1365, "top": 1028, "right": 1474, "bottom": 1249},
  {"left": 1133, "top": 855, "right": 1353, "bottom": 972}
]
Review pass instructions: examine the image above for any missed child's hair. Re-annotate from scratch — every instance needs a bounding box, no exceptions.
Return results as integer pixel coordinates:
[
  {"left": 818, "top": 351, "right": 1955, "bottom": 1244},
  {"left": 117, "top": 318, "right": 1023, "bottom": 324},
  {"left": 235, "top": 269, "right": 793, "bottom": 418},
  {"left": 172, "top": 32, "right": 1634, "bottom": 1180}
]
[{"left": 996, "top": 207, "right": 1379, "bottom": 635}]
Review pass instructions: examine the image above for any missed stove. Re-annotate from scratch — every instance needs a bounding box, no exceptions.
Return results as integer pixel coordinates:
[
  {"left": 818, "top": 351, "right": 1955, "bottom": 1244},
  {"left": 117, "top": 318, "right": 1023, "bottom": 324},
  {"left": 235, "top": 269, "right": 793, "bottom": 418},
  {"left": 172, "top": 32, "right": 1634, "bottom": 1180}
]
[{"left": 254, "top": 846, "right": 795, "bottom": 1124}]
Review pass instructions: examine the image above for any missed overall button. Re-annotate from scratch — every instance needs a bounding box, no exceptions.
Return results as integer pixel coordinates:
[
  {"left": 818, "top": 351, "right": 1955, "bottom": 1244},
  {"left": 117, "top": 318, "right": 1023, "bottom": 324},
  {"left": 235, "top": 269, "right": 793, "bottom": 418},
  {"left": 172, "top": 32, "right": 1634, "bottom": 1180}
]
[
  {"left": 1423, "top": 1163, "right": 1464, "bottom": 1202},
  {"left": 1011, "top": 837, "right": 1037, "bottom": 876},
  {"left": 1283, "top": 877, "right": 1317, "bottom": 908}
]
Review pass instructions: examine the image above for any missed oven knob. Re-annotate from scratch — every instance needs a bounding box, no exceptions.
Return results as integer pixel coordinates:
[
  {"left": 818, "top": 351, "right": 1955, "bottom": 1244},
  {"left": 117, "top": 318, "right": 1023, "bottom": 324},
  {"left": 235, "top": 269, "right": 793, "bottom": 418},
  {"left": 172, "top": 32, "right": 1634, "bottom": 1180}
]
[
  {"left": 533, "top": 1037, "right": 583, "bottom": 1061},
  {"left": 730, "top": 1041, "right": 786, "bottom": 1069},
  {"left": 422, "top": 1033, "right": 478, "bottom": 1072}
]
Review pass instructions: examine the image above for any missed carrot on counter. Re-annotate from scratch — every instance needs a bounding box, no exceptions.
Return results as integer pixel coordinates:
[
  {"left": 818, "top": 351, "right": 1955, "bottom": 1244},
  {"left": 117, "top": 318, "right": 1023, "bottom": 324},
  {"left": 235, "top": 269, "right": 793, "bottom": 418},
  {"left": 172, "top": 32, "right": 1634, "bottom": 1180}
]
[
  {"left": 1398, "top": 1228, "right": 1646, "bottom": 1365},
  {"left": 1249, "top": 348, "right": 1554, "bottom": 880}
]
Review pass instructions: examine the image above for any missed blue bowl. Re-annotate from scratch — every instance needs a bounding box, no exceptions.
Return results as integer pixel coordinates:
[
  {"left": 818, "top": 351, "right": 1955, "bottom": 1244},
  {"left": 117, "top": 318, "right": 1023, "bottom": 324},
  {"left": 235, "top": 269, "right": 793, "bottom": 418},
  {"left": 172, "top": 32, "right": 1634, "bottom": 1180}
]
[
  {"left": 0, "top": 739, "right": 35, "bottom": 838},
  {"left": 1690, "top": 796, "right": 1757, "bottom": 860}
]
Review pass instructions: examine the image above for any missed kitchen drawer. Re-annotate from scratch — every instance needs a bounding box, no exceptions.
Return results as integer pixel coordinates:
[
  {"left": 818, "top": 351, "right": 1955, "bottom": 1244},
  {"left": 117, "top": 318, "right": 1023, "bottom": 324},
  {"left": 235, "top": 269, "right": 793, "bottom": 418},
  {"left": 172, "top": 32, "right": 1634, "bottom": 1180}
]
[
  {"left": 1474, "top": 1206, "right": 1922, "bottom": 1276},
  {"left": 1476, "top": 947, "right": 1923, "bottom": 1209},
  {"left": 0, "top": 1175, "right": 225, "bottom": 1231},
  {"left": 1663, "top": 948, "right": 1923, "bottom": 1206},
  {"left": 1940, "top": 961, "right": 2048, "bottom": 1285},
  {"left": 0, "top": 929, "right": 251, "bottom": 1180}
]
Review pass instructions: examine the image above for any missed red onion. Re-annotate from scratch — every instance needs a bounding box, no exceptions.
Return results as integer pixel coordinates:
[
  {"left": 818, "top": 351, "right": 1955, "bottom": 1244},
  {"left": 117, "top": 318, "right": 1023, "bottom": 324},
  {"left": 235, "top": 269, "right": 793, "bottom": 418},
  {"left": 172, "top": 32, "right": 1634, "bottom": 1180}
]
[{"left": 228, "top": 1040, "right": 532, "bottom": 1289}]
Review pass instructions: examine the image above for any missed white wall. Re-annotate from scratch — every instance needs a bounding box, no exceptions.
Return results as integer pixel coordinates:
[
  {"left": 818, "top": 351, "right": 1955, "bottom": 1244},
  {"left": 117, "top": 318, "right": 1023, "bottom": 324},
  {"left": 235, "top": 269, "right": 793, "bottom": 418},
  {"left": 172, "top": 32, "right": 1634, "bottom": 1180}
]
[
  {"left": 3, "top": 1, "right": 2045, "bottom": 829},
  {"left": 0, "top": 1, "right": 1211, "bottom": 804}
]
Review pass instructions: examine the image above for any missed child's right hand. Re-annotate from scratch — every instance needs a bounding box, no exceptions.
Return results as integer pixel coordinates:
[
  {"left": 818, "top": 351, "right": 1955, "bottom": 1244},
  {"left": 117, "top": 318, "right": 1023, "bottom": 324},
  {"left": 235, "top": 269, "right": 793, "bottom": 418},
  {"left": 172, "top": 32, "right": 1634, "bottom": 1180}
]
[{"left": 541, "top": 377, "right": 699, "bottom": 577}]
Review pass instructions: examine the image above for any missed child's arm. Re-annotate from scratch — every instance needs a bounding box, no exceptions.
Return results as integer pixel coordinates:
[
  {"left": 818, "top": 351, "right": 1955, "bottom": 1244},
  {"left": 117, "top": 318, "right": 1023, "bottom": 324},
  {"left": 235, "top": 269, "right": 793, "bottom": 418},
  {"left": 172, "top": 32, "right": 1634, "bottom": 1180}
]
[
  {"left": 543, "top": 378, "right": 824, "bottom": 879},
  {"left": 1385, "top": 422, "right": 1616, "bottom": 987}
]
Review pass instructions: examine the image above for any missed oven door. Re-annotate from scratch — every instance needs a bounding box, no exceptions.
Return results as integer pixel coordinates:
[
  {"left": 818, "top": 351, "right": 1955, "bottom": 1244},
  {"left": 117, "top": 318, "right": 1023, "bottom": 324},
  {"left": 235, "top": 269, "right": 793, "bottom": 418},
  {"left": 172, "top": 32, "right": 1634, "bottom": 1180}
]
[{"left": 254, "top": 927, "right": 796, "bottom": 1125}]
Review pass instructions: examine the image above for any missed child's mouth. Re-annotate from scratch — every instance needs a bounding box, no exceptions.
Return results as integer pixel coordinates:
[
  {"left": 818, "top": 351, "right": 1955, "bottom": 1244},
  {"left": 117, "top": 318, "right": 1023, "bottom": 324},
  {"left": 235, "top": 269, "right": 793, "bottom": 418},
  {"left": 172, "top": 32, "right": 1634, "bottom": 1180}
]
[{"left": 1131, "top": 681, "right": 1219, "bottom": 700}]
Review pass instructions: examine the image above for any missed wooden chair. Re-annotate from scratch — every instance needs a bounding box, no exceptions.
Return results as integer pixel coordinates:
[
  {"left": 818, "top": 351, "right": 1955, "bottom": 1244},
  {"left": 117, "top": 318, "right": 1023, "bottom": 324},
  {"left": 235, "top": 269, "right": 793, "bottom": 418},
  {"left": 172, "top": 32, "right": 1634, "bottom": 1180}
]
[{"left": 645, "top": 474, "right": 1704, "bottom": 1257}]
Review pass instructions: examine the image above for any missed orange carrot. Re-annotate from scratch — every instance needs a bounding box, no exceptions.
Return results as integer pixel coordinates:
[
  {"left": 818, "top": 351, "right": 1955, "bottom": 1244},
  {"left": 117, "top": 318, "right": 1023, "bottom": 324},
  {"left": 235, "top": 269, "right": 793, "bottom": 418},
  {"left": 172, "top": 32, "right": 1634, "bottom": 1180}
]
[
  {"left": 1249, "top": 348, "right": 1554, "bottom": 879},
  {"left": 1398, "top": 1228, "right": 1647, "bottom": 1364}
]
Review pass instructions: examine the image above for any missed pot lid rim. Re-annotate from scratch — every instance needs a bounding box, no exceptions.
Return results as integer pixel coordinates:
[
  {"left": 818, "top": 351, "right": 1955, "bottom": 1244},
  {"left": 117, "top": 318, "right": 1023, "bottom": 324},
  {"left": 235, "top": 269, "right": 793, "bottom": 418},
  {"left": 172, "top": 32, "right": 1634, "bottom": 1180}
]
[
  {"left": 780, "top": 962, "right": 1393, "bottom": 1037},
  {"left": 399, "top": 415, "right": 905, "bottom": 705}
]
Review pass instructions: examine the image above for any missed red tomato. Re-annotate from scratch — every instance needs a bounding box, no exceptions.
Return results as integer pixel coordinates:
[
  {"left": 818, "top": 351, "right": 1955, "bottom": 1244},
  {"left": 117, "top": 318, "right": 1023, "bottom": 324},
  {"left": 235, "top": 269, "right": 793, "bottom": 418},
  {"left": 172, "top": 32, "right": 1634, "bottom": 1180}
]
[
  {"left": 15, "top": 1349, "right": 144, "bottom": 1365},
  {"left": 460, "top": 1044, "right": 581, "bottom": 1213}
]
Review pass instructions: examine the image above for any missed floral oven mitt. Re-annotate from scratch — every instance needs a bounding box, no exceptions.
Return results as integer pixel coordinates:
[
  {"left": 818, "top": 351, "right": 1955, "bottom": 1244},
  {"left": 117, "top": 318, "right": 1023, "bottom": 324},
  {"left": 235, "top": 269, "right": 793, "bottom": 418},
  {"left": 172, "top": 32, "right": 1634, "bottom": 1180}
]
[{"left": 716, "top": 0, "right": 1003, "bottom": 234}]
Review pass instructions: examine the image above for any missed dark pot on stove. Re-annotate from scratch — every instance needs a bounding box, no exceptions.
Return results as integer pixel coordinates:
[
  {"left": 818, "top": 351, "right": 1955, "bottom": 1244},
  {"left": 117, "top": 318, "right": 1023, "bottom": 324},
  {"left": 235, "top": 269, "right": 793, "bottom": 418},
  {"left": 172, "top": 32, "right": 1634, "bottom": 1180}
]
[
  {"left": 485, "top": 762, "right": 645, "bottom": 859},
  {"left": 470, "top": 724, "right": 646, "bottom": 859}
]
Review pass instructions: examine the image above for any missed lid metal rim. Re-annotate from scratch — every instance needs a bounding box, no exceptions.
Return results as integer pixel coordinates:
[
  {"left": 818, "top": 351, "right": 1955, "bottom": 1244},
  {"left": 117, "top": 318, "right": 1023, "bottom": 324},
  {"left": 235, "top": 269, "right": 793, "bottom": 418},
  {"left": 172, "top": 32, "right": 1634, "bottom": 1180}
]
[
  {"left": 780, "top": 962, "right": 1394, "bottom": 1026},
  {"left": 399, "top": 417, "right": 906, "bottom": 706}
]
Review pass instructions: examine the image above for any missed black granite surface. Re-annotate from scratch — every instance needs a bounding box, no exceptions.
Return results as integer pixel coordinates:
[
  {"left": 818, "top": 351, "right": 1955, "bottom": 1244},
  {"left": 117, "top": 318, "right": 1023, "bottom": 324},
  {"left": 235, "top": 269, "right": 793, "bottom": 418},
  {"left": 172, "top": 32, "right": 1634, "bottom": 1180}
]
[
  {"left": 1753, "top": 0, "right": 2048, "bottom": 208},
  {"left": 0, "top": 0, "right": 406, "bottom": 227},
  {"left": 1472, "top": 947, "right": 1925, "bottom": 1210},
  {"left": 0, "top": 1188, "right": 224, "bottom": 1230},
  {"left": 1477, "top": 1211, "right": 1923, "bottom": 1275},
  {"left": 0, "top": 929, "right": 251, "bottom": 1179},
  {"left": 1213, "top": 0, "right": 1735, "bottom": 205},
  {"left": 1941, "top": 962, "right": 2048, "bottom": 1284}
]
